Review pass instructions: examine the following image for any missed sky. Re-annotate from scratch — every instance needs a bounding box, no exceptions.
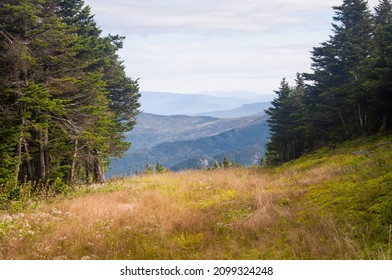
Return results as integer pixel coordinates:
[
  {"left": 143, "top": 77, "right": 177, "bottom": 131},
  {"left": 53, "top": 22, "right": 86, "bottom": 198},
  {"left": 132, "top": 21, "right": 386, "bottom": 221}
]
[{"left": 84, "top": 0, "right": 380, "bottom": 96}]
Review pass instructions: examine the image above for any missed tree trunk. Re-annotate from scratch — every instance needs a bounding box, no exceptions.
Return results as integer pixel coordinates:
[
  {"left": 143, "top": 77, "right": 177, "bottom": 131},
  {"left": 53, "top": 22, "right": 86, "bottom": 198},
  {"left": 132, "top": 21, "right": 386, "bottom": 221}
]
[
  {"left": 379, "top": 110, "right": 387, "bottom": 132},
  {"left": 93, "top": 159, "right": 105, "bottom": 184},
  {"left": 44, "top": 127, "right": 49, "bottom": 176},
  {"left": 337, "top": 109, "right": 349, "bottom": 137},
  {"left": 14, "top": 115, "right": 25, "bottom": 185},
  {"left": 12, "top": 38, "right": 29, "bottom": 185},
  {"left": 85, "top": 167, "right": 90, "bottom": 185},
  {"left": 69, "top": 139, "right": 78, "bottom": 184},
  {"left": 356, "top": 103, "right": 368, "bottom": 130},
  {"left": 14, "top": 135, "right": 23, "bottom": 186},
  {"left": 23, "top": 138, "right": 33, "bottom": 181},
  {"left": 38, "top": 131, "right": 46, "bottom": 183}
]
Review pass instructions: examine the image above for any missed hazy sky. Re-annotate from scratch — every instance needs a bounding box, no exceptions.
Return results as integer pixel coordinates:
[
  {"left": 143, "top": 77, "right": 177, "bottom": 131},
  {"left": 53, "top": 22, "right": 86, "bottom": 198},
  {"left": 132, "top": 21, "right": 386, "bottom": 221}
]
[{"left": 84, "top": 0, "right": 380, "bottom": 95}]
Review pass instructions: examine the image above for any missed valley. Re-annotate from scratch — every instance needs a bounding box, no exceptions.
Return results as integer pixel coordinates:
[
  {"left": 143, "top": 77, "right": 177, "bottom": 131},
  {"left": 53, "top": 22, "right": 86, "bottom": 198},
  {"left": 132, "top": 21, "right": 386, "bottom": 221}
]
[
  {"left": 107, "top": 113, "right": 270, "bottom": 177},
  {"left": 107, "top": 92, "right": 271, "bottom": 177}
]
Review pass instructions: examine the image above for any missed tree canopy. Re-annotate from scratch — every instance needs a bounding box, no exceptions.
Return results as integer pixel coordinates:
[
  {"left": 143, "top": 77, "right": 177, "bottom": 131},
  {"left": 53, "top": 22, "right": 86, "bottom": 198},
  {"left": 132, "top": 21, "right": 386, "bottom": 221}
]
[
  {"left": 0, "top": 0, "right": 140, "bottom": 188},
  {"left": 265, "top": 0, "right": 392, "bottom": 164}
]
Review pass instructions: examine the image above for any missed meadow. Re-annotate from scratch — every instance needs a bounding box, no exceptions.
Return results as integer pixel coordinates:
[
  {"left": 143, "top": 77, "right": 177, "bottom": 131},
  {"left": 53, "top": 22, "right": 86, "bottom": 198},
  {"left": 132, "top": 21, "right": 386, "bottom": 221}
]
[{"left": 0, "top": 135, "right": 391, "bottom": 260}]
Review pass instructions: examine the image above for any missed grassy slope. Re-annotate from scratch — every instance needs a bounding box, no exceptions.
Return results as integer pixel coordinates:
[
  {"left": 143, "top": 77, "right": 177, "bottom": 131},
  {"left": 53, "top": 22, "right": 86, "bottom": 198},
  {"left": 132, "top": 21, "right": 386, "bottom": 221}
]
[{"left": 0, "top": 135, "right": 391, "bottom": 260}]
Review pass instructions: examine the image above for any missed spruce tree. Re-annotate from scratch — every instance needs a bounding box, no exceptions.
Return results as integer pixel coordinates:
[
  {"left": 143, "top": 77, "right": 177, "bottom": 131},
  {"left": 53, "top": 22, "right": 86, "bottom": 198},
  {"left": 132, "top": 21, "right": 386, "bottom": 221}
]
[
  {"left": 265, "top": 79, "right": 292, "bottom": 164},
  {"left": 304, "top": 0, "right": 373, "bottom": 142},
  {"left": 265, "top": 0, "right": 392, "bottom": 165},
  {"left": 0, "top": 0, "right": 140, "bottom": 188},
  {"left": 364, "top": 0, "right": 392, "bottom": 131},
  {"left": 265, "top": 75, "right": 307, "bottom": 164}
]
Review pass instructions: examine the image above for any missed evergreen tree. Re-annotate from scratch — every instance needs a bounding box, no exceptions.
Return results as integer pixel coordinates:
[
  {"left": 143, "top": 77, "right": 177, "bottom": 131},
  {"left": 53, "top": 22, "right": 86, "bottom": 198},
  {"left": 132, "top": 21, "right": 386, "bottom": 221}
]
[
  {"left": 363, "top": 0, "right": 392, "bottom": 131},
  {"left": 55, "top": 0, "right": 140, "bottom": 183},
  {"left": 0, "top": 0, "right": 140, "bottom": 189},
  {"left": 222, "top": 156, "right": 231, "bottom": 168},
  {"left": 265, "top": 76, "right": 307, "bottom": 164},
  {"left": 264, "top": 0, "right": 392, "bottom": 165},
  {"left": 265, "top": 79, "right": 292, "bottom": 164},
  {"left": 155, "top": 161, "right": 164, "bottom": 173},
  {"left": 304, "top": 0, "right": 373, "bottom": 142}
]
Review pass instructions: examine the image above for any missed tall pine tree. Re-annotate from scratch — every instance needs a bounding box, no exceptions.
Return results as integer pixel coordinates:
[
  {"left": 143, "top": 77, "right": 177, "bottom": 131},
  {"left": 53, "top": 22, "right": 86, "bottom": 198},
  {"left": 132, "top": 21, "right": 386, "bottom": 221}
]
[
  {"left": 304, "top": 0, "right": 373, "bottom": 142},
  {"left": 364, "top": 0, "right": 392, "bottom": 131},
  {"left": 266, "top": 0, "right": 392, "bottom": 165},
  {"left": 0, "top": 0, "right": 140, "bottom": 188},
  {"left": 265, "top": 76, "right": 306, "bottom": 164}
]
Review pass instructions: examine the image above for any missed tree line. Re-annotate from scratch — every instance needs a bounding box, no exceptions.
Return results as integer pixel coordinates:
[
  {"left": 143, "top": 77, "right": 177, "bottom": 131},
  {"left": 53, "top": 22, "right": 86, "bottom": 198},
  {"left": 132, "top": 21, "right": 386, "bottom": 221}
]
[
  {"left": 265, "top": 0, "right": 392, "bottom": 164},
  {"left": 0, "top": 0, "right": 140, "bottom": 189}
]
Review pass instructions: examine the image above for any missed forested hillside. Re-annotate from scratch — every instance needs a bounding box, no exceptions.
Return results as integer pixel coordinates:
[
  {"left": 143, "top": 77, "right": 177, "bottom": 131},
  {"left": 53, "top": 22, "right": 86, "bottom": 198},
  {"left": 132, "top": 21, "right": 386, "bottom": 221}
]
[
  {"left": 124, "top": 113, "right": 265, "bottom": 150},
  {"left": 107, "top": 114, "right": 269, "bottom": 177},
  {"left": 265, "top": 0, "right": 392, "bottom": 164},
  {"left": 0, "top": 0, "right": 140, "bottom": 189}
]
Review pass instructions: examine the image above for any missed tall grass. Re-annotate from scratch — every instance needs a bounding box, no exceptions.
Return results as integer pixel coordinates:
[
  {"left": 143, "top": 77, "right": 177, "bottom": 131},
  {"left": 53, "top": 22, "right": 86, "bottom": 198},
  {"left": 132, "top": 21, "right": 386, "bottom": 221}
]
[{"left": 0, "top": 136, "right": 391, "bottom": 259}]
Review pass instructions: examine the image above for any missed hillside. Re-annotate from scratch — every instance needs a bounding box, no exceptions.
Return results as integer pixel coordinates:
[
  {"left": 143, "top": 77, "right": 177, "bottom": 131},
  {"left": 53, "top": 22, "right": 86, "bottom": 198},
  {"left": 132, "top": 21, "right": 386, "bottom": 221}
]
[
  {"left": 1, "top": 135, "right": 391, "bottom": 260},
  {"left": 123, "top": 113, "right": 268, "bottom": 150},
  {"left": 108, "top": 113, "right": 270, "bottom": 177}
]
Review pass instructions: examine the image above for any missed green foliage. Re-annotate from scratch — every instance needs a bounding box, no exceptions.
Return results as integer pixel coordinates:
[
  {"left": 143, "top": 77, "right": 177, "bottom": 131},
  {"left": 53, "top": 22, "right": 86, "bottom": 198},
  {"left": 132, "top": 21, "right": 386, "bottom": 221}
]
[
  {"left": 155, "top": 161, "right": 166, "bottom": 173},
  {"left": 0, "top": 0, "right": 140, "bottom": 191},
  {"left": 266, "top": 0, "right": 392, "bottom": 165},
  {"left": 265, "top": 75, "right": 306, "bottom": 164},
  {"left": 222, "top": 156, "right": 231, "bottom": 168}
]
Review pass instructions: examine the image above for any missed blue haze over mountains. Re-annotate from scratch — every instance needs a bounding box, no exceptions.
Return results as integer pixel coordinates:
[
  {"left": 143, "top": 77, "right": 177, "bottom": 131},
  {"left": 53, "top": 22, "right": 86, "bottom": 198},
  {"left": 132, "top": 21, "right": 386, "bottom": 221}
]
[
  {"left": 107, "top": 92, "right": 272, "bottom": 177},
  {"left": 139, "top": 91, "right": 273, "bottom": 116}
]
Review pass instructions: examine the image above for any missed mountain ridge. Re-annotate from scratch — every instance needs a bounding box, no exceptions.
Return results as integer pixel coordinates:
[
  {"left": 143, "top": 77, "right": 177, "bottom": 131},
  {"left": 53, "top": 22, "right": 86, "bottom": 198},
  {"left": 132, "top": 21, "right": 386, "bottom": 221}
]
[
  {"left": 139, "top": 91, "right": 273, "bottom": 116},
  {"left": 124, "top": 112, "right": 267, "bottom": 150},
  {"left": 194, "top": 102, "right": 271, "bottom": 118},
  {"left": 108, "top": 113, "right": 270, "bottom": 177}
]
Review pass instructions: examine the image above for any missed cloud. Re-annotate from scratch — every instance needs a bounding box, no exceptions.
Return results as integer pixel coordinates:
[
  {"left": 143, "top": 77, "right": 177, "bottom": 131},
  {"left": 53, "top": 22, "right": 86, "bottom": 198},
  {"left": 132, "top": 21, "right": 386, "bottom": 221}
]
[
  {"left": 86, "top": 0, "right": 351, "bottom": 34},
  {"left": 86, "top": 0, "right": 383, "bottom": 36},
  {"left": 84, "top": 0, "right": 383, "bottom": 94}
]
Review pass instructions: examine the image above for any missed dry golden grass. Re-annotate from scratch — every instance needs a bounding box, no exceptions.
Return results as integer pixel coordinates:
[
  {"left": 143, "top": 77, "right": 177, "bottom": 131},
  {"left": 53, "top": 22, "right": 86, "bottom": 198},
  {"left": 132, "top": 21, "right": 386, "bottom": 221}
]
[
  {"left": 0, "top": 168, "right": 367, "bottom": 259},
  {"left": 1, "top": 137, "right": 391, "bottom": 259}
]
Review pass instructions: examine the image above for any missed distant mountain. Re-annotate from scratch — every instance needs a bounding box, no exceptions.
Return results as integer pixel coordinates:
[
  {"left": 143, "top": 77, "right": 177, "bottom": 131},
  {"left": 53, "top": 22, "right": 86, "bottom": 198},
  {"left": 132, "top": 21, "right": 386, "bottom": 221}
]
[
  {"left": 196, "top": 91, "right": 274, "bottom": 100},
  {"left": 107, "top": 114, "right": 270, "bottom": 177},
  {"left": 139, "top": 91, "right": 273, "bottom": 116},
  {"left": 124, "top": 113, "right": 267, "bottom": 150},
  {"left": 195, "top": 102, "right": 271, "bottom": 118}
]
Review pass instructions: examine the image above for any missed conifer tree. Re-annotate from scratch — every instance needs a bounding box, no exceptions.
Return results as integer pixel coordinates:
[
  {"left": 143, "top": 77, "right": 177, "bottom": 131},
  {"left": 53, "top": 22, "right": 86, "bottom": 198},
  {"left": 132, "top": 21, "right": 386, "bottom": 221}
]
[
  {"left": 264, "top": 79, "right": 292, "bottom": 164},
  {"left": 264, "top": 0, "right": 392, "bottom": 165},
  {"left": 304, "top": 0, "right": 373, "bottom": 142},
  {"left": 265, "top": 75, "right": 307, "bottom": 164},
  {"left": 364, "top": 0, "right": 392, "bottom": 131},
  {"left": 0, "top": 0, "right": 140, "bottom": 188},
  {"left": 155, "top": 161, "right": 164, "bottom": 173},
  {"left": 222, "top": 156, "right": 231, "bottom": 168}
]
